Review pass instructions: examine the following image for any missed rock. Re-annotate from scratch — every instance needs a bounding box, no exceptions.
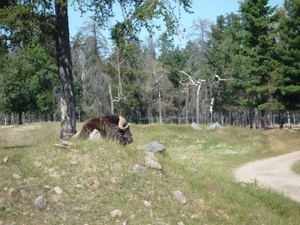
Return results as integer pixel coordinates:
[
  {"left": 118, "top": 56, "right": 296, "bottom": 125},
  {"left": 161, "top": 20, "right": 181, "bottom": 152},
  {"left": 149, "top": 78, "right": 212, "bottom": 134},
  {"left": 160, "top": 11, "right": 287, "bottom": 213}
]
[
  {"left": 3, "top": 155, "right": 10, "bottom": 163},
  {"left": 178, "top": 222, "right": 185, "bottom": 225},
  {"left": 145, "top": 151, "right": 157, "bottom": 161},
  {"left": 50, "top": 194, "right": 61, "bottom": 202},
  {"left": 120, "top": 220, "right": 128, "bottom": 225},
  {"left": 133, "top": 164, "right": 146, "bottom": 173},
  {"left": 110, "top": 209, "right": 122, "bottom": 218},
  {"left": 143, "top": 141, "right": 166, "bottom": 153},
  {"left": 145, "top": 156, "right": 162, "bottom": 170},
  {"left": 49, "top": 186, "right": 63, "bottom": 195},
  {"left": 7, "top": 187, "right": 17, "bottom": 197},
  {"left": 144, "top": 200, "right": 151, "bottom": 207},
  {"left": 207, "top": 122, "right": 223, "bottom": 130},
  {"left": 187, "top": 167, "right": 199, "bottom": 173},
  {"left": 191, "top": 214, "right": 201, "bottom": 219},
  {"left": 191, "top": 122, "right": 201, "bottom": 131},
  {"left": 35, "top": 195, "right": 47, "bottom": 209},
  {"left": 13, "top": 173, "right": 22, "bottom": 179},
  {"left": 91, "top": 180, "right": 100, "bottom": 188},
  {"left": 89, "top": 129, "right": 101, "bottom": 140},
  {"left": 174, "top": 190, "right": 187, "bottom": 205},
  {"left": 60, "top": 139, "right": 73, "bottom": 146}
]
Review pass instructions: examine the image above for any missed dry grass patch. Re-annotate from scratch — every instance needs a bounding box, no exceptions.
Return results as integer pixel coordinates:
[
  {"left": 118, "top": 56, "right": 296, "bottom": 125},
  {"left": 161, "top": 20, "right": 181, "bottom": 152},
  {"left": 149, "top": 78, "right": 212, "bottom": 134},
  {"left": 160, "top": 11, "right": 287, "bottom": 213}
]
[{"left": 1, "top": 122, "right": 300, "bottom": 224}]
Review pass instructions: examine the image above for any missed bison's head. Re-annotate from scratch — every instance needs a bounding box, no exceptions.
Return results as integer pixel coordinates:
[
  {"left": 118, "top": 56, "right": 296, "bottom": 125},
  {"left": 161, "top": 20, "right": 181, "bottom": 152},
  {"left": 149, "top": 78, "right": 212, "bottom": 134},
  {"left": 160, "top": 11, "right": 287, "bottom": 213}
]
[{"left": 117, "top": 116, "right": 133, "bottom": 145}]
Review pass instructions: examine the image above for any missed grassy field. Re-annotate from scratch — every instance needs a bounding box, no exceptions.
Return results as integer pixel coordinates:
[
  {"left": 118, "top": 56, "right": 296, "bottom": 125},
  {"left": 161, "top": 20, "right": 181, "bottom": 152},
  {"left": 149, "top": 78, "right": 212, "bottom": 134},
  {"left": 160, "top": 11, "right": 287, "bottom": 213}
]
[{"left": 1, "top": 122, "right": 300, "bottom": 225}]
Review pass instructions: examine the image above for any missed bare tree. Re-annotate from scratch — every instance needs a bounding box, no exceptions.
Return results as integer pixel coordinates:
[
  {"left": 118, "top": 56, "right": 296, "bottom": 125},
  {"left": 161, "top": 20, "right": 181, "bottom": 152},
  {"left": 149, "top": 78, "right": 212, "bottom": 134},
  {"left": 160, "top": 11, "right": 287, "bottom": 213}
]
[{"left": 180, "top": 70, "right": 206, "bottom": 124}]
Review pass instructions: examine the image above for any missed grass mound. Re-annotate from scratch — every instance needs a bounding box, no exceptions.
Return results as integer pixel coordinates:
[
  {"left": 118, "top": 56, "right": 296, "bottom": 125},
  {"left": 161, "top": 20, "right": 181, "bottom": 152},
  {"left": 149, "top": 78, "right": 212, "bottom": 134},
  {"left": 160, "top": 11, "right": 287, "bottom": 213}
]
[{"left": 1, "top": 122, "right": 300, "bottom": 224}]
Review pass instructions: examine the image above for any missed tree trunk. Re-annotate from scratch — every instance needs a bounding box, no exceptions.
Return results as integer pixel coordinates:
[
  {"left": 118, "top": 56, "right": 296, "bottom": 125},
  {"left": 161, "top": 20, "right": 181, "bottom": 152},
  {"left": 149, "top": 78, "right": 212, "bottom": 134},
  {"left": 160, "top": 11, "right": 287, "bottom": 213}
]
[
  {"left": 55, "top": 0, "right": 76, "bottom": 139},
  {"left": 109, "top": 85, "right": 114, "bottom": 114},
  {"left": 196, "top": 83, "right": 202, "bottom": 124}
]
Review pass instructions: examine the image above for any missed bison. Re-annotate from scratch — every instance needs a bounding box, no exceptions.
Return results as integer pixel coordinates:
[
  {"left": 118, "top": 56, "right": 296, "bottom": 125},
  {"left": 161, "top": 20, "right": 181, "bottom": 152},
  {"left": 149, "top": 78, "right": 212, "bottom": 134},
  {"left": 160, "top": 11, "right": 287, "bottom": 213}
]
[{"left": 72, "top": 115, "right": 133, "bottom": 145}]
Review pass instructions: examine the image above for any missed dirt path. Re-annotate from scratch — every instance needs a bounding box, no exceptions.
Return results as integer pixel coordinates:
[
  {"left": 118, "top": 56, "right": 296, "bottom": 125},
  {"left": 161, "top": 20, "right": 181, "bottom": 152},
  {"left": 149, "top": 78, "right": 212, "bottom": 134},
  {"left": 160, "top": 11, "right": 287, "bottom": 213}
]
[{"left": 234, "top": 151, "right": 300, "bottom": 202}]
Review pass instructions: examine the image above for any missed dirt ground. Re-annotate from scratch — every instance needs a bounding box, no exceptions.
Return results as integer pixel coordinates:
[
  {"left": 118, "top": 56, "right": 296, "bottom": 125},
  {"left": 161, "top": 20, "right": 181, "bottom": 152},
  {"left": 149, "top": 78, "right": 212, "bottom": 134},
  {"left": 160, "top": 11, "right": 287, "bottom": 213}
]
[{"left": 234, "top": 151, "right": 300, "bottom": 202}]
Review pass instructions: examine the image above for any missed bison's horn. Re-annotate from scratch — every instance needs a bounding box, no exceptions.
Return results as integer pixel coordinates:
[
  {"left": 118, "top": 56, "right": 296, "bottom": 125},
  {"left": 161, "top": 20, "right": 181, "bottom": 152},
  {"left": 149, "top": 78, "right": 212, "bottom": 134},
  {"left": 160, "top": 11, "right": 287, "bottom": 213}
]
[{"left": 118, "top": 116, "right": 130, "bottom": 130}]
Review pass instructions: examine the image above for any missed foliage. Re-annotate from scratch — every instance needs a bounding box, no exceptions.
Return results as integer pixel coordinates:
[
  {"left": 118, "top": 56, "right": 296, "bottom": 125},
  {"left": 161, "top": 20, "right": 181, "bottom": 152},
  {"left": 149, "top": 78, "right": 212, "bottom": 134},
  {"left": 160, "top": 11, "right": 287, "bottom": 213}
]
[
  {"left": 1, "top": 0, "right": 300, "bottom": 130},
  {"left": 237, "top": 0, "right": 278, "bottom": 110},
  {"left": 273, "top": 0, "right": 300, "bottom": 111},
  {"left": 0, "top": 42, "right": 57, "bottom": 122}
]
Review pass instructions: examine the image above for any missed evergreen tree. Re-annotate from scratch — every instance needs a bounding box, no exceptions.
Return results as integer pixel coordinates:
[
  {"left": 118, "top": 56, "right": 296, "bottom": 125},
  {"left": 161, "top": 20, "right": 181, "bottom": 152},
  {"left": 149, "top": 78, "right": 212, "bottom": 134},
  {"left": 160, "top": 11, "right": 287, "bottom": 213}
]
[
  {"left": 274, "top": 0, "right": 300, "bottom": 111},
  {"left": 238, "top": 0, "right": 279, "bottom": 128}
]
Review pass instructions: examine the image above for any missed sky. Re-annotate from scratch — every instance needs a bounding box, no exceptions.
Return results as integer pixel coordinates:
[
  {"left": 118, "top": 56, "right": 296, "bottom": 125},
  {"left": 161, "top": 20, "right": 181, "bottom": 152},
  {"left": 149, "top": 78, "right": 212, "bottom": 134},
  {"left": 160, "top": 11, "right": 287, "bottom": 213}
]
[{"left": 68, "top": 0, "right": 284, "bottom": 47}]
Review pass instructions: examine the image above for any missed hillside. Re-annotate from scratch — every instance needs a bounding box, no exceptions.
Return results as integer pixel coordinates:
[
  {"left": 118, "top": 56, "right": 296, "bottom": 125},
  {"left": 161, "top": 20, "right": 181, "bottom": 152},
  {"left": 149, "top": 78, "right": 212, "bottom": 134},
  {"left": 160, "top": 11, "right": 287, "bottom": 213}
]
[{"left": 1, "top": 122, "right": 300, "bottom": 224}]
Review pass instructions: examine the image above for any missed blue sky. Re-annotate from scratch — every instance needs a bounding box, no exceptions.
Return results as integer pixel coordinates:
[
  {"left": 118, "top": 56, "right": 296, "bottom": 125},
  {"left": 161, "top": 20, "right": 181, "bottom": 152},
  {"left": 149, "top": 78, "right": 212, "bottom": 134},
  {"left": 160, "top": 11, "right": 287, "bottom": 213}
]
[{"left": 68, "top": 0, "right": 284, "bottom": 47}]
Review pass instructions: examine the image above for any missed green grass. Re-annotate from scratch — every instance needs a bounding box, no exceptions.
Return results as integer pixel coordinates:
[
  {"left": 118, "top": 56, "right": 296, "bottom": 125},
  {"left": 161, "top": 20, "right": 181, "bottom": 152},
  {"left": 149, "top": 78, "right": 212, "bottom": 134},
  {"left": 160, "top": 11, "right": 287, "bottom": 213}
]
[
  {"left": 1, "top": 122, "right": 300, "bottom": 224},
  {"left": 292, "top": 160, "right": 300, "bottom": 175}
]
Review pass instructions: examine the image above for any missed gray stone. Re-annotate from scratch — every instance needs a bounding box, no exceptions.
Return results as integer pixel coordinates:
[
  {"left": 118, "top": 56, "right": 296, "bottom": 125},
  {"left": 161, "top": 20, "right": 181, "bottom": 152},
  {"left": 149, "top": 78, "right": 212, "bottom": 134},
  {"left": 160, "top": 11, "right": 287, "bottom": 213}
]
[
  {"left": 3, "top": 155, "right": 10, "bottom": 163},
  {"left": 89, "top": 129, "right": 102, "bottom": 140},
  {"left": 145, "top": 156, "right": 162, "bottom": 170},
  {"left": 145, "top": 151, "right": 157, "bottom": 161},
  {"left": 191, "top": 122, "right": 201, "bottom": 131},
  {"left": 143, "top": 141, "right": 166, "bottom": 153},
  {"left": 207, "top": 122, "right": 223, "bottom": 130},
  {"left": 133, "top": 164, "right": 146, "bottom": 173},
  {"left": 174, "top": 190, "right": 187, "bottom": 205},
  {"left": 35, "top": 195, "right": 47, "bottom": 208},
  {"left": 49, "top": 186, "right": 63, "bottom": 195},
  {"left": 110, "top": 209, "right": 122, "bottom": 218}
]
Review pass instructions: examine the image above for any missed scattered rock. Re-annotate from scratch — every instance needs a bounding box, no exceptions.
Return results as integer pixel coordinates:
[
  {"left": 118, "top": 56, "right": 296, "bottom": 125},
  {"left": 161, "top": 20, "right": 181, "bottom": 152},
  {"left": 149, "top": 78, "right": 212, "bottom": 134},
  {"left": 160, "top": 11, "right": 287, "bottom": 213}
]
[
  {"left": 145, "top": 156, "right": 162, "bottom": 170},
  {"left": 178, "top": 222, "right": 185, "bottom": 225},
  {"left": 89, "top": 129, "right": 101, "bottom": 141},
  {"left": 91, "top": 180, "right": 100, "bottom": 188},
  {"left": 49, "top": 186, "right": 63, "bottom": 195},
  {"left": 54, "top": 144, "right": 68, "bottom": 148},
  {"left": 187, "top": 167, "right": 199, "bottom": 173},
  {"left": 13, "top": 173, "right": 22, "bottom": 179},
  {"left": 110, "top": 209, "right": 122, "bottom": 218},
  {"left": 3, "top": 155, "right": 10, "bottom": 163},
  {"left": 133, "top": 164, "right": 146, "bottom": 173},
  {"left": 174, "top": 190, "right": 187, "bottom": 205},
  {"left": 143, "top": 141, "right": 166, "bottom": 153},
  {"left": 60, "top": 139, "right": 73, "bottom": 146},
  {"left": 191, "top": 214, "right": 201, "bottom": 219},
  {"left": 7, "top": 187, "right": 18, "bottom": 197},
  {"left": 191, "top": 122, "right": 201, "bottom": 131},
  {"left": 144, "top": 200, "right": 151, "bottom": 207},
  {"left": 207, "top": 122, "right": 223, "bottom": 130},
  {"left": 35, "top": 195, "right": 47, "bottom": 209},
  {"left": 50, "top": 194, "right": 61, "bottom": 202},
  {"left": 120, "top": 220, "right": 128, "bottom": 225},
  {"left": 145, "top": 151, "right": 158, "bottom": 161}
]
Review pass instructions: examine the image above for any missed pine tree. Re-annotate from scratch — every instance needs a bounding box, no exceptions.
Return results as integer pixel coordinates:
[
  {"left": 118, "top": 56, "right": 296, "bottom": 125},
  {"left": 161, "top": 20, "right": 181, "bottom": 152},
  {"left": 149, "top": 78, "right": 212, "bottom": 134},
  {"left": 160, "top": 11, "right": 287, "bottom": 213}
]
[
  {"left": 238, "top": 0, "right": 279, "bottom": 128},
  {"left": 274, "top": 0, "right": 300, "bottom": 111}
]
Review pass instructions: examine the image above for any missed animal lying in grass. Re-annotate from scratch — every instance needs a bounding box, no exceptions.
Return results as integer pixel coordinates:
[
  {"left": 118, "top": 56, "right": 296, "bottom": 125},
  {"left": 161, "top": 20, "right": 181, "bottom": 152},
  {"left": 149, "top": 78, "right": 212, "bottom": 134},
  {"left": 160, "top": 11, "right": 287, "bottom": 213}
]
[{"left": 72, "top": 115, "right": 133, "bottom": 145}]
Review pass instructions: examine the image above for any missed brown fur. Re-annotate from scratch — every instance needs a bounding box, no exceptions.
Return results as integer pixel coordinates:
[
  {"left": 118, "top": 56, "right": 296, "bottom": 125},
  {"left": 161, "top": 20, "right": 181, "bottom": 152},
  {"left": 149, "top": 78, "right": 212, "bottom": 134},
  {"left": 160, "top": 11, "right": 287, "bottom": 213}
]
[{"left": 72, "top": 115, "right": 133, "bottom": 145}]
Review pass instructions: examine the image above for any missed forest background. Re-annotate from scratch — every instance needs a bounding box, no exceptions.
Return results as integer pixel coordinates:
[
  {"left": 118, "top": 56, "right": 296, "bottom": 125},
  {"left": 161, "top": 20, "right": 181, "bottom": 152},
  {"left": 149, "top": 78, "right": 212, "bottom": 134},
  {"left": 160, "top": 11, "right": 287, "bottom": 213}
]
[{"left": 0, "top": 0, "right": 299, "bottom": 135}]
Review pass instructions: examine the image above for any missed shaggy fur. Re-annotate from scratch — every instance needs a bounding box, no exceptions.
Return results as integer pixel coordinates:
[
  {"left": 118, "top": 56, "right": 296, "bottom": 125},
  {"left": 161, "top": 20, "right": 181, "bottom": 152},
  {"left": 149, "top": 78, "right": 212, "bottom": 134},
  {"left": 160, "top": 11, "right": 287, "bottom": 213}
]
[{"left": 72, "top": 115, "right": 133, "bottom": 145}]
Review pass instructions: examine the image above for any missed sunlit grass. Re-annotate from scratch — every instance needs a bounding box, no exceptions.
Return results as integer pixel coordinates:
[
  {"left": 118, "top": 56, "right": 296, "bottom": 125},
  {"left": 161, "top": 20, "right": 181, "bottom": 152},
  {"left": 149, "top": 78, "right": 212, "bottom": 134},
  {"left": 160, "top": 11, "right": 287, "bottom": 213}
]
[
  {"left": 292, "top": 160, "right": 300, "bottom": 175},
  {"left": 1, "top": 122, "right": 300, "bottom": 224}
]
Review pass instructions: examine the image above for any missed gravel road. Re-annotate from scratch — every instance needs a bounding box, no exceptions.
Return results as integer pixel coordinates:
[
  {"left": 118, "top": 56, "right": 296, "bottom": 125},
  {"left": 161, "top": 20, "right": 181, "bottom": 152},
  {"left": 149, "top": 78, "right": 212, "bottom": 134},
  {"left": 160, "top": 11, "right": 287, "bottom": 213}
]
[{"left": 234, "top": 151, "right": 300, "bottom": 202}]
